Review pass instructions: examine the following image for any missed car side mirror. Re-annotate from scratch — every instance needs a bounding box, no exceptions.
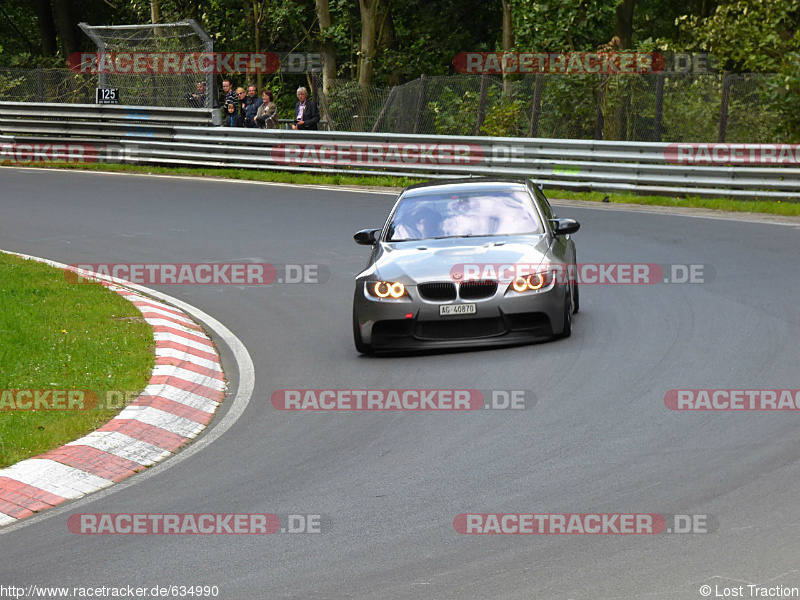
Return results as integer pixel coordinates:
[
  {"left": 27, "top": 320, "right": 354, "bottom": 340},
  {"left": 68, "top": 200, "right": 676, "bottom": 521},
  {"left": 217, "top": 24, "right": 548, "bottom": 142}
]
[
  {"left": 354, "top": 228, "right": 380, "bottom": 245},
  {"left": 550, "top": 218, "right": 580, "bottom": 235}
]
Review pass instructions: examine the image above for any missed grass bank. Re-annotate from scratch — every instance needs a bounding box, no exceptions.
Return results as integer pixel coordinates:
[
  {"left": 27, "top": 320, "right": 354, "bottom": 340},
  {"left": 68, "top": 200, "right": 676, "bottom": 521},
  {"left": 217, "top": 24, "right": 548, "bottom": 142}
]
[{"left": 0, "top": 252, "right": 154, "bottom": 468}]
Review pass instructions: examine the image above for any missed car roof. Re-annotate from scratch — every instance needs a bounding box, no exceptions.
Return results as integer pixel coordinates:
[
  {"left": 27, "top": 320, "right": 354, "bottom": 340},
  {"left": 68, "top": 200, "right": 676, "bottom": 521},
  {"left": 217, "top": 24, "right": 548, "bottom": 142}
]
[{"left": 401, "top": 177, "right": 532, "bottom": 198}]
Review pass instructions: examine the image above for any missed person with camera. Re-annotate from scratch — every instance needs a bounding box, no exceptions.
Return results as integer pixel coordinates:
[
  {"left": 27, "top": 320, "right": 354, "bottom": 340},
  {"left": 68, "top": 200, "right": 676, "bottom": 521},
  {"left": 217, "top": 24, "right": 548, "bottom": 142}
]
[
  {"left": 187, "top": 81, "right": 207, "bottom": 108},
  {"left": 255, "top": 89, "right": 278, "bottom": 129}
]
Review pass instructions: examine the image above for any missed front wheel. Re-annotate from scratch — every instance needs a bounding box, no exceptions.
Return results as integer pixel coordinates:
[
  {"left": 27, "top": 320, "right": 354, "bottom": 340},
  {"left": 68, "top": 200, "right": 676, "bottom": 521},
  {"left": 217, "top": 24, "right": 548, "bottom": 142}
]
[{"left": 558, "top": 286, "right": 573, "bottom": 338}]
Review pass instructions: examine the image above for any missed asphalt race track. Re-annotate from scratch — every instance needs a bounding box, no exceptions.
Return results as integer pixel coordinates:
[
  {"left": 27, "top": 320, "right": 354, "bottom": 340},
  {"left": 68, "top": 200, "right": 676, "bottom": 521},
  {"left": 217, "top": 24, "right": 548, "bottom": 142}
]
[{"left": 1, "top": 167, "right": 800, "bottom": 599}]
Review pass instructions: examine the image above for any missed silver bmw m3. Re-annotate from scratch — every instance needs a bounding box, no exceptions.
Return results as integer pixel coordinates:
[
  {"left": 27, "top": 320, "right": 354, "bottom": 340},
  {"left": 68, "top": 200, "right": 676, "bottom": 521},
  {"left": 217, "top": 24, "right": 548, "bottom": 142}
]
[{"left": 352, "top": 178, "right": 580, "bottom": 353}]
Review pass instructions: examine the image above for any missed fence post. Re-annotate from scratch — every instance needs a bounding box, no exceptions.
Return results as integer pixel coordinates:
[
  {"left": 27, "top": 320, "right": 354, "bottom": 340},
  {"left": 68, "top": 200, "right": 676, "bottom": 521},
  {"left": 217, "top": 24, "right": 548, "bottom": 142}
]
[
  {"left": 372, "top": 86, "right": 398, "bottom": 132},
  {"left": 528, "top": 74, "right": 545, "bottom": 138},
  {"left": 312, "top": 72, "right": 335, "bottom": 131},
  {"left": 37, "top": 64, "right": 44, "bottom": 103},
  {"left": 652, "top": 73, "right": 665, "bottom": 142},
  {"left": 594, "top": 74, "right": 607, "bottom": 140},
  {"left": 475, "top": 74, "right": 489, "bottom": 135},
  {"left": 150, "top": 72, "right": 158, "bottom": 106},
  {"left": 413, "top": 74, "right": 428, "bottom": 134},
  {"left": 310, "top": 72, "right": 319, "bottom": 104},
  {"left": 718, "top": 72, "right": 732, "bottom": 143}
]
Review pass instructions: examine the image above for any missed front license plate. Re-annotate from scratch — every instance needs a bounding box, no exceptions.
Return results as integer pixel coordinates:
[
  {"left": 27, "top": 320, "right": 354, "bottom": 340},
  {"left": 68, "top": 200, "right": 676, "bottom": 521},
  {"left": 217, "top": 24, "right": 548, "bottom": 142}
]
[{"left": 439, "top": 304, "right": 476, "bottom": 316}]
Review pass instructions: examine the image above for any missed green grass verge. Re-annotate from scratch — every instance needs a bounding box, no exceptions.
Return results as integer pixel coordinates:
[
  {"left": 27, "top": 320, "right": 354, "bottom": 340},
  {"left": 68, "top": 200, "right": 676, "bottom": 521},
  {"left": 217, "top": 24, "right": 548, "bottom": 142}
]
[
  {"left": 549, "top": 189, "right": 800, "bottom": 216},
  {"left": 11, "top": 161, "right": 800, "bottom": 218},
  {"left": 0, "top": 252, "right": 154, "bottom": 468},
  {"left": 20, "top": 161, "right": 425, "bottom": 191}
]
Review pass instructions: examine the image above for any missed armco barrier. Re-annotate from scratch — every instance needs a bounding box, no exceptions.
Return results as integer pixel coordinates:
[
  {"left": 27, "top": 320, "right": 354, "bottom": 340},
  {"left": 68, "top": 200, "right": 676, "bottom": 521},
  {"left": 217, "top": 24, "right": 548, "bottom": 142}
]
[
  {"left": 0, "top": 102, "right": 214, "bottom": 141},
  {"left": 1, "top": 102, "right": 798, "bottom": 200}
]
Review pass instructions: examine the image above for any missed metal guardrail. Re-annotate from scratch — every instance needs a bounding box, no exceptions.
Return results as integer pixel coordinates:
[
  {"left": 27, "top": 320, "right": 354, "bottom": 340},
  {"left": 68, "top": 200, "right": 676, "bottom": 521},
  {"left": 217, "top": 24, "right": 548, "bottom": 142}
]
[
  {"left": 276, "top": 118, "right": 329, "bottom": 129},
  {"left": 0, "top": 103, "right": 797, "bottom": 200},
  {"left": 0, "top": 103, "right": 214, "bottom": 140}
]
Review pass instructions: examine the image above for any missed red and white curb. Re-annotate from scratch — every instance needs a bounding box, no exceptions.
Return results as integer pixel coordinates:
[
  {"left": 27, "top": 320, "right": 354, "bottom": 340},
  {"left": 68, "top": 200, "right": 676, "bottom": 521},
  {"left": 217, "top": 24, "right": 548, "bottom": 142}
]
[{"left": 0, "top": 270, "right": 227, "bottom": 527}]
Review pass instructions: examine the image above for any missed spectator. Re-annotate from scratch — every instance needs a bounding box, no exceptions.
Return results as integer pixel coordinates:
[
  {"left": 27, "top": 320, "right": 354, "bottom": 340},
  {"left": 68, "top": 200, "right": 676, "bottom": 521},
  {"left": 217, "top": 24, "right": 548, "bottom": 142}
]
[
  {"left": 256, "top": 89, "right": 278, "bottom": 129},
  {"left": 292, "top": 86, "right": 320, "bottom": 130},
  {"left": 235, "top": 87, "right": 247, "bottom": 120},
  {"left": 242, "top": 84, "right": 263, "bottom": 128},
  {"left": 221, "top": 79, "right": 238, "bottom": 110},
  {"left": 223, "top": 101, "right": 242, "bottom": 127},
  {"left": 187, "top": 81, "right": 207, "bottom": 108}
]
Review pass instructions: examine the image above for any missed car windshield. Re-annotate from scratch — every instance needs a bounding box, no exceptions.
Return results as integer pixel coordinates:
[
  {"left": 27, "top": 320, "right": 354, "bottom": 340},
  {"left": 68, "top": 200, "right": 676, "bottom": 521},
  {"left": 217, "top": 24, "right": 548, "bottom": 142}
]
[{"left": 385, "top": 190, "right": 543, "bottom": 241}]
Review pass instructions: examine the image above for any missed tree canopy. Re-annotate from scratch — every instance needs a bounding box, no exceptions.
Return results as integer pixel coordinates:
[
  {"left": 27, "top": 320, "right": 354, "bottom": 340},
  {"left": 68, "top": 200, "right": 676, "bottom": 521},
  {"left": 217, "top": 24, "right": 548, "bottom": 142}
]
[{"left": 1, "top": 0, "right": 797, "bottom": 138}]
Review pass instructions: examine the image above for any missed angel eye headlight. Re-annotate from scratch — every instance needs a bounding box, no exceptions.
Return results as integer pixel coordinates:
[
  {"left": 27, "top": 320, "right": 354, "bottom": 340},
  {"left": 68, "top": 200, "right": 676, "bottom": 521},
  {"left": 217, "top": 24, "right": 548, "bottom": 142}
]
[
  {"left": 527, "top": 273, "right": 545, "bottom": 290},
  {"left": 372, "top": 281, "right": 405, "bottom": 298},
  {"left": 511, "top": 276, "right": 529, "bottom": 292},
  {"left": 510, "top": 273, "right": 548, "bottom": 293}
]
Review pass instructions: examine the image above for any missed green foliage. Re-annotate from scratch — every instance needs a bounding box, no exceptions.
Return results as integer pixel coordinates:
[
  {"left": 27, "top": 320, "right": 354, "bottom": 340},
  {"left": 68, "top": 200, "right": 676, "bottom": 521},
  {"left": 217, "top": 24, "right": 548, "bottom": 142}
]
[
  {"left": 427, "top": 86, "right": 478, "bottom": 135},
  {"left": 536, "top": 75, "right": 598, "bottom": 139},
  {"left": 766, "top": 52, "right": 800, "bottom": 142},
  {"left": 0, "top": 0, "right": 796, "bottom": 140},
  {"left": 376, "top": 0, "right": 499, "bottom": 82},
  {"left": 672, "top": 0, "right": 800, "bottom": 141},
  {"left": 512, "top": 0, "right": 618, "bottom": 51},
  {"left": 675, "top": 0, "right": 797, "bottom": 72},
  {"left": 323, "top": 78, "right": 390, "bottom": 131},
  {"left": 481, "top": 99, "right": 524, "bottom": 137},
  {"left": 0, "top": 72, "right": 25, "bottom": 100},
  {"left": 659, "top": 75, "right": 720, "bottom": 142}
]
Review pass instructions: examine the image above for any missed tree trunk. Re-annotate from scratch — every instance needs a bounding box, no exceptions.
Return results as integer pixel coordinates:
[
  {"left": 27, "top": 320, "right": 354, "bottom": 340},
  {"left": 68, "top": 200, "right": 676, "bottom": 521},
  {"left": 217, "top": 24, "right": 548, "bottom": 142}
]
[
  {"left": 377, "top": 0, "right": 399, "bottom": 86},
  {"left": 613, "top": 0, "right": 636, "bottom": 141},
  {"left": 52, "top": 0, "right": 79, "bottom": 57},
  {"left": 614, "top": 0, "right": 636, "bottom": 50},
  {"left": 502, "top": 0, "right": 514, "bottom": 96},
  {"left": 33, "top": 0, "right": 57, "bottom": 56},
  {"left": 316, "top": 0, "right": 337, "bottom": 97},
  {"left": 358, "top": 0, "right": 379, "bottom": 88},
  {"left": 253, "top": 1, "right": 263, "bottom": 90},
  {"left": 150, "top": 0, "right": 161, "bottom": 24}
]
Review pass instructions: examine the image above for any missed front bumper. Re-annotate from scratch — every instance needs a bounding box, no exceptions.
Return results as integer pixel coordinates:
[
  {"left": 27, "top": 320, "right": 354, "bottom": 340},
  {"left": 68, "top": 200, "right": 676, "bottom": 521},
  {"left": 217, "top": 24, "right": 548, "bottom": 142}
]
[{"left": 353, "top": 280, "right": 567, "bottom": 351}]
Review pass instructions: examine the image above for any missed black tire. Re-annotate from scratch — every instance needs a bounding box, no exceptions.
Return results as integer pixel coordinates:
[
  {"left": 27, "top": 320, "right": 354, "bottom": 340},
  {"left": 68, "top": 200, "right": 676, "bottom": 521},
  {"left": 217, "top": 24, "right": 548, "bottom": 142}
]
[
  {"left": 353, "top": 310, "right": 373, "bottom": 354},
  {"left": 559, "top": 286, "right": 573, "bottom": 338},
  {"left": 572, "top": 280, "right": 580, "bottom": 314}
]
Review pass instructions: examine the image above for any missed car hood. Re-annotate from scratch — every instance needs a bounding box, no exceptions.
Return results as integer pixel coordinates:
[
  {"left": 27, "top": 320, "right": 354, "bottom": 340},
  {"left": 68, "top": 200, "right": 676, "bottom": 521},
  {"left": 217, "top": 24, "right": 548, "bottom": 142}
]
[{"left": 368, "top": 235, "right": 551, "bottom": 283}]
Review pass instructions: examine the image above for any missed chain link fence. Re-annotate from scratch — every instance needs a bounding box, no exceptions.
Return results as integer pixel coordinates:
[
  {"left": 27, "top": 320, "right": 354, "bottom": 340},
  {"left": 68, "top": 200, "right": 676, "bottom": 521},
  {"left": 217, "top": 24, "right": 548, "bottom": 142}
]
[
  {"left": 0, "top": 67, "right": 207, "bottom": 107},
  {"left": 0, "top": 67, "right": 784, "bottom": 143},
  {"left": 78, "top": 20, "right": 214, "bottom": 109},
  {"left": 320, "top": 72, "right": 782, "bottom": 143}
]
